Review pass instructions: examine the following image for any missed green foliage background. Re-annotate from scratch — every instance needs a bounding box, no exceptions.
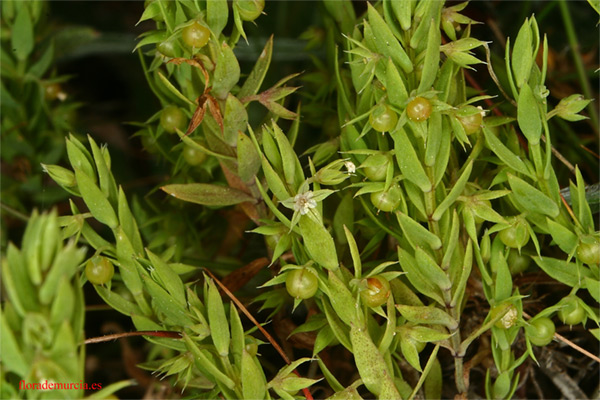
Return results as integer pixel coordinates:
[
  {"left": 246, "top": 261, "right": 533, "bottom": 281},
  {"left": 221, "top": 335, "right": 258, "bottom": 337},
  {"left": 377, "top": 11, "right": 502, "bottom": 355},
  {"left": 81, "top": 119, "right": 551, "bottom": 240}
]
[{"left": 1, "top": 1, "right": 599, "bottom": 399}]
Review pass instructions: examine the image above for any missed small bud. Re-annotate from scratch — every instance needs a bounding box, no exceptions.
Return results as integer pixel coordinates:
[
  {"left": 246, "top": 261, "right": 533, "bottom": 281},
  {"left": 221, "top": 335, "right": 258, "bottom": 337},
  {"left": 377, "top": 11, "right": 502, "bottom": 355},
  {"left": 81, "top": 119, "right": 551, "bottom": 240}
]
[
  {"left": 314, "top": 169, "right": 348, "bottom": 186},
  {"left": 41, "top": 164, "right": 76, "bottom": 188},
  {"left": 480, "top": 231, "right": 491, "bottom": 264},
  {"left": 553, "top": 94, "right": 591, "bottom": 121}
]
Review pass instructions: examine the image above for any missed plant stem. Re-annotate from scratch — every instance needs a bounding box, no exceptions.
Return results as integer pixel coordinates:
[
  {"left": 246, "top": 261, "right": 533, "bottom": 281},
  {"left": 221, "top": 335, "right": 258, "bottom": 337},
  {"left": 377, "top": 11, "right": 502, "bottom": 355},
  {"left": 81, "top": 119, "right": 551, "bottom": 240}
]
[
  {"left": 558, "top": 0, "right": 599, "bottom": 137},
  {"left": 445, "top": 287, "right": 467, "bottom": 394},
  {"left": 84, "top": 330, "right": 182, "bottom": 344},
  {"left": 423, "top": 175, "right": 466, "bottom": 395},
  {"left": 0, "top": 202, "right": 29, "bottom": 221}
]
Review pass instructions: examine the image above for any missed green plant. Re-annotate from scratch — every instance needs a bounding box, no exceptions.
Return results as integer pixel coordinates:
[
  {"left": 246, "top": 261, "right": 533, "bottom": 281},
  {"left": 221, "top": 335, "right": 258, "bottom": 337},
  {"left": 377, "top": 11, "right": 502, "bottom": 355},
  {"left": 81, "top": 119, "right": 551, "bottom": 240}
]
[
  {"left": 85, "top": 256, "right": 115, "bottom": 286},
  {"left": 0, "top": 1, "right": 80, "bottom": 247},
  {"left": 181, "top": 21, "right": 211, "bottom": 49},
  {"left": 359, "top": 275, "right": 391, "bottom": 308},
  {"left": 0, "top": 211, "right": 122, "bottom": 399},
  {"left": 369, "top": 104, "right": 398, "bottom": 132},
  {"left": 525, "top": 317, "right": 556, "bottom": 347},
  {"left": 557, "top": 295, "right": 587, "bottom": 326},
  {"left": 2, "top": 0, "right": 599, "bottom": 399},
  {"left": 406, "top": 96, "right": 433, "bottom": 122},
  {"left": 577, "top": 236, "right": 600, "bottom": 265},
  {"left": 159, "top": 105, "right": 187, "bottom": 134},
  {"left": 285, "top": 267, "right": 319, "bottom": 300}
]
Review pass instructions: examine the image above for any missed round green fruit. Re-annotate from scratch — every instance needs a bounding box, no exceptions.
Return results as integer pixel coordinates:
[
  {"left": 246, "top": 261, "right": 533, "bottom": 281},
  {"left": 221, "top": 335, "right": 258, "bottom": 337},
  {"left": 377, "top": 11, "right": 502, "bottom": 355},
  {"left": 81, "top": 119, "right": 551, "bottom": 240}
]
[
  {"left": 557, "top": 296, "right": 585, "bottom": 326},
  {"left": 181, "top": 21, "right": 210, "bottom": 49},
  {"left": 507, "top": 249, "right": 531, "bottom": 274},
  {"left": 577, "top": 238, "right": 600, "bottom": 265},
  {"left": 285, "top": 268, "right": 318, "bottom": 299},
  {"left": 363, "top": 154, "right": 389, "bottom": 182},
  {"left": 245, "top": 339, "right": 259, "bottom": 356},
  {"left": 157, "top": 40, "right": 177, "bottom": 58},
  {"left": 406, "top": 97, "right": 432, "bottom": 122},
  {"left": 182, "top": 146, "right": 207, "bottom": 166},
  {"left": 370, "top": 185, "right": 402, "bottom": 212},
  {"left": 360, "top": 276, "right": 391, "bottom": 308},
  {"left": 498, "top": 217, "right": 529, "bottom": 249},
  {"left": 85, "top": 256, "right": 115, "bottom": 285},
  {"left": 369, "top": 105, "right": 398, "bottom": 132},
  {"left": 457, "top": 110, "right": 483, "bottom": 135},
  {"left": 160, "top": 105, "right": 186, "bottom": 134},
  {"left": 525, "top": 317, "right": 555, "bottom": 346},
  {"left": 236, "top": 0, "right": 265, "bottom": 21}
]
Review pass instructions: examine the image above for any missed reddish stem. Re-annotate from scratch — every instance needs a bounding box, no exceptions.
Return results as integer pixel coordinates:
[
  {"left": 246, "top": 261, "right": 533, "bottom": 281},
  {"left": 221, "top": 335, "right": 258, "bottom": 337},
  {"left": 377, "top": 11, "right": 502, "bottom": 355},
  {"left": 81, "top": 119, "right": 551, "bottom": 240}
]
[
  {"left": 84, "top": 330, "right": 182, "bottom": 345},
  {"left": 203, "top": 268, "right": 314, "bottom": 400}
]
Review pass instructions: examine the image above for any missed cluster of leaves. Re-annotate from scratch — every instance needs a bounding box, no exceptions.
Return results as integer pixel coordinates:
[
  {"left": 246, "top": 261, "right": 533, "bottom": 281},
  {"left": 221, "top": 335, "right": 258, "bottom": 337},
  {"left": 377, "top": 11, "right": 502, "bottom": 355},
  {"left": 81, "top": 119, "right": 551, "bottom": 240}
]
[
  {"left": 1, "top": 0, "right": 80, "bottom": 238},
  {"left": 1, "top": 210, "right": 87, "bottom": 399},
  {"left": 7, "top": 1, "right": 320, "bottom": 398},
  {"left": 1, "top": 0, "right": 598, "bottom": 399}
]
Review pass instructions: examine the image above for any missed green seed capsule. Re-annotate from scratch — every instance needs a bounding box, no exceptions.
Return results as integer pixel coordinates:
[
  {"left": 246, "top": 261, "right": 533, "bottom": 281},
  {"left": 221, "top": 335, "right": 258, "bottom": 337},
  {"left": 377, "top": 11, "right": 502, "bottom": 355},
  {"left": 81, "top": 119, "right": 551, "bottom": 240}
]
[
  {"left": 181, "top": 21, "right": 210, "bottom": 49},
  {"left": 406, "top": 97, "right": 432, "bottom": 122},
  {"left": 85, "top": 256, "right": 114, "bottom": 285},
  {"left": 369, "top": 105, "right": 398, "bottom": 132}
]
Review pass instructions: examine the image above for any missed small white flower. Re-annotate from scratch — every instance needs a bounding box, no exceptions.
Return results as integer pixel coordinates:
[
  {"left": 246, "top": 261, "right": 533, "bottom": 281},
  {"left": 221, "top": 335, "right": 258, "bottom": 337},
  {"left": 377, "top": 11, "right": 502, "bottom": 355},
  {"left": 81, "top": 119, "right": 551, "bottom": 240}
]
[
  {"left": 500, "top": 307, "right": 518, "bottom": 329},
  {"left": 344, "top": 160, "right": 356, "bottom": 174},
  {"left": 477, "top": 106, "right": 486, "bottom": 118},
  {"left": 293, "top": 191, "right": 317, "bottom": 215}
]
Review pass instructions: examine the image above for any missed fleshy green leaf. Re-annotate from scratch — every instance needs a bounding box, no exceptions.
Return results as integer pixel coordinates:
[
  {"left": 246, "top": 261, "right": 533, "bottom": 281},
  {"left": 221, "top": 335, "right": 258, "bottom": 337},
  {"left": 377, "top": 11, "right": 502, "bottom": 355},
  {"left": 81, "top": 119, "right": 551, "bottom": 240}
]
[
  {"left": 417, "top": 20, "right": 440, "bottom": 93},
  {"left": 385, "top": 58, "right": 409, "bottom": 108},
  {"left": 391, "top": 128, "right": 431, "bottom": 193},
  {"left": 432, "top": 161, "right": 472, "bottom": 221},
  {"left": 546, "top": 219, "right": 578, "bottom": 254},
  {"left": 74, "top": 168, "right": 119, "bottom": 229},
  {"left": 207, "top": 0, "right": 228, "bottom": 37},
  {"left": 483, "top": 125, "right": 532, "bottom": 177},
  {"left": 239, "top": 36, "right": 273, "bottom": 99},
  {"left": 299, "top": 214, "right": 339, "bottom": 270},
  {"left": 142, "top": 274, "right": 193, "bottom": 327},
  {"left": 517, "top": 83, "right": 542, "bottom": 145},
  {"left": 161, "top": 183, "right": 254, "bottom": 207},
  {"left": 414, "top": 247, "right": 451, "bottom": 291},
  {"left": 241, "top": 350, "right": 267, "bottom": 399},
  {"left": 350, "top": 323, "right": 401, "bottom": 398},
  {"left": 0, "top": 307, "right": 29, "bottom": 376},
  {"left": 182, "top": 333, "right": 236, "bottom": 389},
  {"left": 223, "top": 94, "right": 248, "bottom": 146},
  {"left": 533, "top": 256, "right": 593, "bottom": 287},
  {"left": 511, "top": 18, "right": 534, "bottom": 88},
  {"left": 94, "top": 285, "right": 142, "bottom": 316},
  {"left": 212, "top": 42, "right": 240, "bottom": 100},
  {"left": 396, "top": 305, "right": 458, "bottom": 329},
  {"left": 146, "top": 249, "right": 186, "bottom": 306},
  {"left": 367, "top": 4, "right": 412, "bottom": 73},
  {"left": 237, "top": 131, "right": 261, "bottom": 183},
  {"left": 397, "top": 212, "right": 442, "bottom": 250},
  {"left": 12, "top": 5, "right": 34, "bottom": 61},
  {"left": 206, "top": 278, "right": 230, "bottom": 357},
  {"left": 398, "top": 248, "right": 444, "bottom": 305},
  {"left": 325, "top": 270, "right": 357, "bottom": 326},
  {"left": 507, "top": 174, "right": 559, "bottom": 217}
]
